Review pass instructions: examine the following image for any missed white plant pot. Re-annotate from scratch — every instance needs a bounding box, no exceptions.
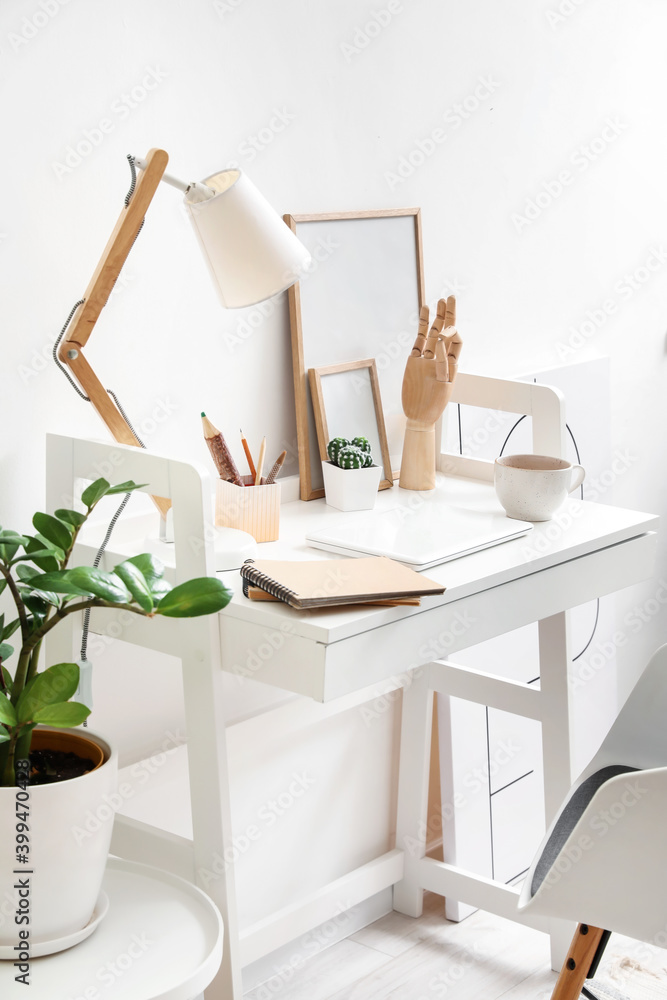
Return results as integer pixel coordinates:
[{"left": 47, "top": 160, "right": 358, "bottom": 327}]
[
  {"left": 0, "top": 727, "right": 117, "bottom": 954},
  {"left": 321, "top": 461, "right": 382, "bottom": 512}
]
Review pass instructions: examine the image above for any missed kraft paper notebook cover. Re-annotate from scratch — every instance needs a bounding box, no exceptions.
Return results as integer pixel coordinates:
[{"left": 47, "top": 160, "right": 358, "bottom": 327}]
[{"left": 240, "top": 557, "right": 445, "bottom": 610}]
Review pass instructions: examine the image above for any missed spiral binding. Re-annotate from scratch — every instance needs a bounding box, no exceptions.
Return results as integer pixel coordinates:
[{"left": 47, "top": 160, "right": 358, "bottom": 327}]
[{"left": 240, "top": 559, "right": 299, "bottom": 607}]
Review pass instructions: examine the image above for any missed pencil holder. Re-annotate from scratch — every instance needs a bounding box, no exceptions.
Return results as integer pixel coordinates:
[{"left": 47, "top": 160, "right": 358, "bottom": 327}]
[{"left": 215, "top": 476, "right": 281, "bottom": 542}]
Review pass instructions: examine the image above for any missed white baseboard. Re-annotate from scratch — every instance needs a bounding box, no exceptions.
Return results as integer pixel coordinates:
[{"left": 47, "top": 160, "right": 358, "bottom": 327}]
[{"left": 241, "top": 887, "right": 393, "bottom": 993}]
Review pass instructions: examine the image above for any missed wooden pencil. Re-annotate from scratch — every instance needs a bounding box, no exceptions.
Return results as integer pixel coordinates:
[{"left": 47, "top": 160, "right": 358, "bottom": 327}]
[
  {"left": 201, "top": 412, "right": 243, "bottom": 485},
  {"left": 240, "top": 429, "right": 257, "bottom": 481},
  {"left": 265, "top": 450, "right": 287, "bottom": 485},
  {"left": 254, "top": 436, "right": 267, "bottom": 486}
]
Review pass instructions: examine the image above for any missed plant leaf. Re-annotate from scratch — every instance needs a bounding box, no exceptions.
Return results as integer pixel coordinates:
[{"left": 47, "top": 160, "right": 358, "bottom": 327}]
[
  {"left": 16, "top": 565, "right": 39, "bottom": 584},
  {"left": 157, "top": 577, "right": 232, "bottom": 618},
  {"left": 81, "top": 478, "right": 110, "bottom": 508},
  {"left": 0, "top": 697, "right": 17, "bottom": 727},
  {"left": 23, "top": 536, "right": 59, "bottom": 573},
  {"left": 126, "top": 554, "right": 170, "bottom": 597},
  {"left": 1, "top": 667, "right": 13, "bottom": 695},
  {"left": 113, "top": 560, "right": 153, "bottom": 613},
  {"left": 33, "top": 702, "right": 90, "bottom": 727},
  {"left": 17, "top": 662, "right": 79, "bottom": 724},
  {"left": 0, "top": 726, "right": 9, "bottom": 744},
  {"left": 20, "top": 593, "right": 50, "bottom": 619},
  {"left": 2, "top": 619, "right": 20, "bottom": 641},
  {"left": 54, "top": 508, "right": 86, "bottom": 528},
  {"left": 0, "top": 531, "right": 27, "bottom": 563},
  {"left": 32, "top": 513, "right": 72, "bottom": 553},
  {"left": 0, "top": 643, "right": 14, "bottom": 662},
  {"left": 68, "top": 567, "right": 131, "bottom": 604},
  {"left": 28, "top": 570, "right": 96, "bottom": 597},
  {"left": 106, "top": 481, "right": 147, "bottom": 496}
]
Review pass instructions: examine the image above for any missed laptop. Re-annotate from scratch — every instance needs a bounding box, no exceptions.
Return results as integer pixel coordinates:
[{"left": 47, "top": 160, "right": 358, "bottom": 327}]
[{"left": 306, "top": 502, "right": 533, "bottom": 571}]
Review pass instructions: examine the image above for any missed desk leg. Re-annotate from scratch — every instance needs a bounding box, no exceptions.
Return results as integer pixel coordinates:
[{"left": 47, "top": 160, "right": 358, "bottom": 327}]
[
  {"left": 393, "top": 672, "right": 434, "bottom": 918},
  {"left": 538, "top": 612, "right": 576, "bottom": 971},
  {"left": 181, "top": 619, "right": 243, "bottom": 1000}
]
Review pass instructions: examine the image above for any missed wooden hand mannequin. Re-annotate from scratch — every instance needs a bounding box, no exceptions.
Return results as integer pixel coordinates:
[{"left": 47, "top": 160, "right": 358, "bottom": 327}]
[{"left": 399, "top": 296, "right": 462, "bottom": 490}]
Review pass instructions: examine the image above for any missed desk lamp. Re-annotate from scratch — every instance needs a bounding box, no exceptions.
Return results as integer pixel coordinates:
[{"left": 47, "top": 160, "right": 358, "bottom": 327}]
[{"left": 56, "top": 147, "right": 311, "bottom": 566}]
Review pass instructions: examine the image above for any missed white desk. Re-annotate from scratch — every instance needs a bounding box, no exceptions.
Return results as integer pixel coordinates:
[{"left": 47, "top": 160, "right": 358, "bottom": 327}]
[
  {"left": 216, "top": 475, "right": 657, "bottom": 964},
  {"left": 52, "top": 437, "right": 658, "bottom": 1000}
]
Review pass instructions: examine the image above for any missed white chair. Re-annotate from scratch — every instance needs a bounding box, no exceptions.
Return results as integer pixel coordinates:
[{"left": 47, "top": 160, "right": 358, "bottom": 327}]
[{"left": 517, "top": 643, "right": 667, "bottom": 999}]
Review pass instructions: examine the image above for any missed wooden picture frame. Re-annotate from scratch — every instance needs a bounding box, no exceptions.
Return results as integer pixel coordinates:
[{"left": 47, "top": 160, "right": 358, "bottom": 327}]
[
  {"left": 284, "top": 209, "right": 425, "bottom": 500},
  {"left": 308, "top": 359, "right": 393, "bottom": 490}
]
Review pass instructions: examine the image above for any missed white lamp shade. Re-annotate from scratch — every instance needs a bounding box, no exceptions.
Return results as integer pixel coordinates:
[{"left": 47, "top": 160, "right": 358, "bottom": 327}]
[{"left": 184, "top": 169, "right": 311, "bottom": 308}]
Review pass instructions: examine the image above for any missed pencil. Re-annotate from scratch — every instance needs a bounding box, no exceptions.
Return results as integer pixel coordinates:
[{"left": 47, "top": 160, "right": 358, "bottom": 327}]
[
  {"left": 254, "top": 436, "right": 267, "bottom": 486},
  {"left": 240, "top": 429, "right": 257, "bottom": 481},
  {"left": 265, "top": 450, "right": 287, "bottom": 485},
  {"left": 201, "top": 413, "right": 243, "bottom": 486}
]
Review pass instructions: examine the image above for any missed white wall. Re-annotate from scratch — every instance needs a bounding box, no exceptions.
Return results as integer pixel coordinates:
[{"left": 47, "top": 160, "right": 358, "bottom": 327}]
[{"left": 2, "top": 0, "right": 667, "bottom": 939}]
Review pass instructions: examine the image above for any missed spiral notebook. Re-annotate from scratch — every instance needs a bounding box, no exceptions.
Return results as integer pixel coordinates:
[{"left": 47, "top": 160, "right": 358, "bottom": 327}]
[{"left": 240, "top": 557, "right": 445, "bottom": 610}]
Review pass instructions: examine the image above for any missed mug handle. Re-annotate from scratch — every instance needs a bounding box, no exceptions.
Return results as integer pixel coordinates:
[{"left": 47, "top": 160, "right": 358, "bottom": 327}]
[{"left": 568, "top": 464, "right": 586, "bottom": 494}]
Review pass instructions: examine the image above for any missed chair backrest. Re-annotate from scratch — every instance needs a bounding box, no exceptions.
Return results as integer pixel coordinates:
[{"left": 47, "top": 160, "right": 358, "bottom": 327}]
[
  {"left": 44, "top": 433, "right": 217, "bottom": 766},
  {"left": 440, "top": 373, "right": 567, "bottom": 481},
  {"left": 583, "top": 643, "right": 667, "bottom": 775}
]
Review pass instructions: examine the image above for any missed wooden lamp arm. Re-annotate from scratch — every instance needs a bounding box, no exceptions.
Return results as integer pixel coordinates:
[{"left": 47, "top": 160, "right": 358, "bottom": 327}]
[{"left": 57, "top": 148, "right": 171, "bottom": 519}]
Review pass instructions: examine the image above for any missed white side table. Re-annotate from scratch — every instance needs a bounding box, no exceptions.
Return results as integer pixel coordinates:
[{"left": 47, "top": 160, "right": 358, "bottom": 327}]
[{"left": 0, "top": 858, "right": 223, "bottom": 1000}]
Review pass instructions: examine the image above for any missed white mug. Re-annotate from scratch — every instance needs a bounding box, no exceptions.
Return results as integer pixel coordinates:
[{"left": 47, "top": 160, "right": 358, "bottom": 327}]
[{"left": 494, "top": 454, "right": 586, "bottom": 522}]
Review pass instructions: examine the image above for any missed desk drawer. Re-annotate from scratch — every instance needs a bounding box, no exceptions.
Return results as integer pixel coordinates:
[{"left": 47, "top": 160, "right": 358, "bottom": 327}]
[{"left": 220, "top": 532, "right": 657, "bottom": 701}]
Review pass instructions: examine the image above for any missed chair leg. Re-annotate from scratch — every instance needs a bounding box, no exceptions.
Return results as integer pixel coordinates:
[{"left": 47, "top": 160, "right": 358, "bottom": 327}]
[{"left": 551, "top": 924, "right": 608, "bottom": 1000}]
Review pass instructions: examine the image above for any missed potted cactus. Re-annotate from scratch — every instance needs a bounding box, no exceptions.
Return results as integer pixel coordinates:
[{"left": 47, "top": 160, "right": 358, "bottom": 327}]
[
  {"left": 0, "top": 477, "right": 232, "bottom": 955},
  {"left": 321, "top": 436, "right": 382, "bottom": 511}
]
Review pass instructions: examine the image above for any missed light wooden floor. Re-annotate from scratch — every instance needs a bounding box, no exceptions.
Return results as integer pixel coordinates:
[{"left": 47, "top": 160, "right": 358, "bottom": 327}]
[{"left": 243, "top": 894, "right": 667, "bottom": 1000}]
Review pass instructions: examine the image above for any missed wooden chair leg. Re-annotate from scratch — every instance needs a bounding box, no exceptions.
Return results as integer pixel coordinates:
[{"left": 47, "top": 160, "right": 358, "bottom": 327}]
[{"left": 551, "top": 924, "right": 607, "bottom": 1000}]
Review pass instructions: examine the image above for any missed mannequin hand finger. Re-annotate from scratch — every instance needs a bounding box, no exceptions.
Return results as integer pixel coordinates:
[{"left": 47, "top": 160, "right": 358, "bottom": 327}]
[
  {"left": 445, "top": 327, "right": 463, "bottom": 364},
  {"left": 410, "top": 304, "right": 430, "bottom": 356},
  {"left": 435, "top": 334, "right": 449, "bottom": 382},
  {"left": 445, "top": 295, "right": 456, "bottom": 329},
  {"left": 424, "top": 299, "right": 446, "bottom": 358}
]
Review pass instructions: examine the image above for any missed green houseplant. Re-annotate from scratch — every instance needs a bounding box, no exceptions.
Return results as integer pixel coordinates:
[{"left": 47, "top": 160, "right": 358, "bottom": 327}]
[
  {"left": 0, "top": 476, "right": 232, "bottom": 786},
  {"left": 0, "top": 476, "right": 233, "bottom": 954},
  {"left": 322, "top": 435, "right": 382, "bottom": 511}
]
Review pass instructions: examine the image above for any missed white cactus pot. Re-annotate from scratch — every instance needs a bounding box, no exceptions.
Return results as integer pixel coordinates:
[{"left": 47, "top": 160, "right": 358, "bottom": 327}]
[
  {"left": 0, "top": 727, "right": 117, "bottom": 954},
  {"left": 321, "top": 461, "right": 382, "bottom": 512}
]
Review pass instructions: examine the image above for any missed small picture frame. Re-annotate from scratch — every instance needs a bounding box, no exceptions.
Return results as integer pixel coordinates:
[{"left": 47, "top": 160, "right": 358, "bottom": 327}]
[{"left": 308, "top": 359, "right": 393, "bottom": 490}]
